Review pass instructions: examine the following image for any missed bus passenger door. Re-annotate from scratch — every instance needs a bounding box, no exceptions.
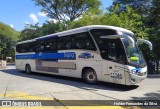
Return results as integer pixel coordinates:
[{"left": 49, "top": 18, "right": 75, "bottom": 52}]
[{"left": 106, "top": 39, "right": 126, "bottom": 84}]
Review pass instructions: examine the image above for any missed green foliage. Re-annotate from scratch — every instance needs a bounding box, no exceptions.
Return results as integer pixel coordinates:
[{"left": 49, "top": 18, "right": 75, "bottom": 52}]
[
  {"left": 0, "top": 22, "right": 19, "bottom": 40},
  {"left": 0, "top": 22, "right": 19, "bottom": 59},
  {"left": 68, "top": 8, "right": 102, "bottom": 29},
  {"left": 103, "top": 5, "right": 144, "bottom": 35},
  {"left": 19, "top": 23, "right": 40, "bottom": 41},
  {"left": 69, "top": 5, "right": 146, "bottom": 38},
  {"left": 111, "top": 0, "right": 152, "bottom": 15},
  {"left": 19, "top": 22, "right": 62, "bottom": 41},
  {"left": 147, "top": 0, "right": 160, "bottom": 27},
  {"left": 141, "top": 0, "right": 160, "bottom": 73},
  {"left": 33, "top": 0, "right": 101, "bottom": 30},
  {"left": 38, "top": 22, "right": 63, "bottom": 36},
  {"left": 146, "top": 28, "right": 160, "bottom": 73}
]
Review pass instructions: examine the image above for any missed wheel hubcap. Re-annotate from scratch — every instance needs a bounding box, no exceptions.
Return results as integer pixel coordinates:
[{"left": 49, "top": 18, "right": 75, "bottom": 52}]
[
  {"left": 89, "top": 75, "right": 94, "bottom": 79},
  {"left": 26, "top": 66, "right": 30, "bottom": 73},
  {"left": 87, "top": 72, "right": 95, "bottom": 81}
]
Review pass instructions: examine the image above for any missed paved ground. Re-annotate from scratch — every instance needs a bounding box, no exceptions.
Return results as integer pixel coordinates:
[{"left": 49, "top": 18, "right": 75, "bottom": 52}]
[{"left": 0, "top": 64, "right": 160, "bottom": 109}]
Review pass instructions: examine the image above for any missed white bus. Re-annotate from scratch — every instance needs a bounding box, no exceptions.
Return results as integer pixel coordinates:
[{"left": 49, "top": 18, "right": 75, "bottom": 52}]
[{"left": 15, "top": 25, "right": 152, "bottom": 85}]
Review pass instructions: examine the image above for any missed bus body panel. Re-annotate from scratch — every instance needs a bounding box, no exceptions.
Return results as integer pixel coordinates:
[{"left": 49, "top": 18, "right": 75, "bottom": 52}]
[
  {"left": 15, "top": 52, "right": 36, "bottom": 72},
  {"left": 72, "top": 50, "right": 102, "bottom": 80},
  {"left": 101, "top": 60, "right": 109, "bottom": 82},
  {"left": 107, "top": 61, "right": 126, "bottom": 85}
]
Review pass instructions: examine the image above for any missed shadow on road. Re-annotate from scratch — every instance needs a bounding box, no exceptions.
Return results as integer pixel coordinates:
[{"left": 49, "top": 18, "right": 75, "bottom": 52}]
[
  {"left": 1, "top": 67, "right": 139, "bottom": 92},
  {"left": 131, "top": 90, "right": 160, "bottom": 100}
]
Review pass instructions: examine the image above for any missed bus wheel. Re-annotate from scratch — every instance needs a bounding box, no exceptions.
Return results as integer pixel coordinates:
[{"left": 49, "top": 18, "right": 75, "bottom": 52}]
[
  {"left": 83, "top": 69, "right": 97, "bottom": 84},
  {"left": 25, "top": 64, "right": 31, "bottom": 74}
]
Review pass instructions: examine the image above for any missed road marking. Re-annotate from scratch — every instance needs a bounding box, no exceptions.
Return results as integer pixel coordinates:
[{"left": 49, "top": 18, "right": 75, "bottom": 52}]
[{"left": 0, "top": 90, "right": 52, "bottom": 100}]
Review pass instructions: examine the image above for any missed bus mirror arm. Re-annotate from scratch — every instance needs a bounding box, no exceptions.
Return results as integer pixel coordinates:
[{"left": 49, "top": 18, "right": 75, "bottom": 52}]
[{"left": 137, "top": 39, "right": 153, "bottom": 50}]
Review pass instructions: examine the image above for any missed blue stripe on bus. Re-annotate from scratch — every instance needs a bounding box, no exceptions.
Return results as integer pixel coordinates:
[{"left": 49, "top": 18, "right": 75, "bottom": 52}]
[{"left": 16, "top": 52, "right": 76, "bottom": 60}]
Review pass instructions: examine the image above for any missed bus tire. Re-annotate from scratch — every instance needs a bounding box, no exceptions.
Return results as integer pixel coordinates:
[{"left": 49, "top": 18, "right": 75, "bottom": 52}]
[
  {"left": 25, "top": 64, "right": 31, "bottom": 74},
  {"left": 83, "top": 69, "right": 97, "bottom": 84}
]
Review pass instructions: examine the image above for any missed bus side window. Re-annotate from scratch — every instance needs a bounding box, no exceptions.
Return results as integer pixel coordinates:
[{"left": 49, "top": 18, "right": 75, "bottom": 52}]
[
  {"left": 90, "top": 29, "right": 117, "bottom": 51},
  {"left": 16, "top": 44, "right": 22, "bottom": 53},
  {"left": 108, "top": 42, "right": 117, "bottom": 61},
  {"left": 17, "top": 44, "right": 26, "bottom": 53},
  {"left": 57, "top": 36, "right": 71, "bottom": 50},
  {"left": 28, "top": 42, "right": 35, "bottom": 52},
  {"left": 16, "top": 42, "right": 35, "bottom": 53},
  {"left": 45, "top": 38, "right": 57, "bottom": 52},
  {"left": 71, "top": 32, "right": 96, "bottom": 50},
  {"left": 107, "top": 41, "right": 125, "bottom": 64},
  {"left": 35, "top": 41, "right": 45, "bottom": 52}
]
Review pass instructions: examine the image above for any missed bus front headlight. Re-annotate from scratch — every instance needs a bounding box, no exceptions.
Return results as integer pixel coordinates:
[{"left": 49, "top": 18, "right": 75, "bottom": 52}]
[
  {"left": 130, "top": 68, "right": 142, "bottom": 76},
  {"left": 131, "top": 70, "right": 136, "bottom": 75}
]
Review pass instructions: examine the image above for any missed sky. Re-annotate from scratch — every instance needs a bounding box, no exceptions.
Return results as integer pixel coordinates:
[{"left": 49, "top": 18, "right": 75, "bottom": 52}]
[{"left": 0, "top": 0, "right": 113, "bottom": 31}]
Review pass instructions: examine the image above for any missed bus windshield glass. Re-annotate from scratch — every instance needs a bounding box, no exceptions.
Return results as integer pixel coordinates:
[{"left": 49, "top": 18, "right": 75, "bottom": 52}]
[{"left": 122, "top": 38, "right": 146, "bottom": 67}]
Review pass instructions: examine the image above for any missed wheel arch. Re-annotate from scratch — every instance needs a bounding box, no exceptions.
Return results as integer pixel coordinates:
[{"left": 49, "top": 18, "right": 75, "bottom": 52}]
[
  {"left": 25, "top": 63, "right": 30, "bottom": 68},
  {"left": 25, "top": 63, "right": 31, "bottom": 72}
]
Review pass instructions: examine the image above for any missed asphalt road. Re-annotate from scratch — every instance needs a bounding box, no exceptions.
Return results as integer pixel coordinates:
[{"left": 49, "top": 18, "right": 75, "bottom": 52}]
[{"left": 0, "top": 64, "right": 160, "bottom": 108}]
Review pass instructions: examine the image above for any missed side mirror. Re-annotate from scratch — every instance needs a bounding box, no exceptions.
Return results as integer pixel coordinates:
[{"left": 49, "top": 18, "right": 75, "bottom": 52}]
[{"left": 137, "top": 39, "right": 152, "bottom": 50}]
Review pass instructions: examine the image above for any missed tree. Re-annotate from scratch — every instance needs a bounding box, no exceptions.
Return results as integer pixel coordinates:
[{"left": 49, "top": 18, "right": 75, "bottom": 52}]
[
  {"left": 19, "top": 21, "right": 62, "bottom": 41},
  {"left": 33, "top": 0, "right": 101, "bottom": 29},
  {"left": 68, "top": 8, "right": 102, "bottom": 29},
  {"left": 38, "top": 21, "right": 62, "bottom": 36},
  {"left": 143, "top": 0, "right": 160, "bottom": 73},
  {"left": 0, "top": 22, "right": 19, "bottom": 59},
  {"left": 147, "top": 0, "right": 160, "bottom": 27},
  {"left": 19, "top": 24, "right": 39, "bottom": 41},
  {"left": 145, "top": 29, "right": 160, "bottom": 73},
  {"left": 110, "top": 0, "right": 152, "bottom": 16}
]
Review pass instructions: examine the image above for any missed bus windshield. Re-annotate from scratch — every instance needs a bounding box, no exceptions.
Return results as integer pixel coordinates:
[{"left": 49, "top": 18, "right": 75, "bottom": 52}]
[{"left": 122, "top": 38, "right": 146, "bottom": 67}]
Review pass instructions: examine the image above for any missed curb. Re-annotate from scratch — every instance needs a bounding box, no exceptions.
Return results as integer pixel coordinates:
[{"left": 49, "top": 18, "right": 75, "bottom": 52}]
[{"left": 147, "top": 74, "right": 160, "bottom": 78}]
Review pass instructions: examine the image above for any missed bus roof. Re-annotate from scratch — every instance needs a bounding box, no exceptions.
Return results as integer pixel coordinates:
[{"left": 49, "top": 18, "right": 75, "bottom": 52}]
[
  {"left": 17, "top": 25, "right": 134, "bottom": 44},
  {"left": 86, "top": 25, "right": 134, "bottom": 34}
]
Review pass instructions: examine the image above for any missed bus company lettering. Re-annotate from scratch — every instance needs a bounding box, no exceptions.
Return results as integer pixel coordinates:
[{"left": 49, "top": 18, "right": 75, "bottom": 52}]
[
  {"left": 64, "top": 52, "right": 75, "bottom": 59},
  {"left": 111, "top": 73, "right": 122, "bottom": 79},
  {"left": 78, "top": 53, "right": 94, "bottom": 59}
]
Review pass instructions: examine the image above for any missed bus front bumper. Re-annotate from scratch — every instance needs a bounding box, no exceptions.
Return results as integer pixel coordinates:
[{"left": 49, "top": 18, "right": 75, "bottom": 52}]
[{"left": 129, "top": 72, "right": 147, "bottom": 85}]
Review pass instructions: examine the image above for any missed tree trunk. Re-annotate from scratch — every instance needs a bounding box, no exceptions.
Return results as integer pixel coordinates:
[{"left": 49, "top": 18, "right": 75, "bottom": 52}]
[{"left": 155, "top": 60, "right": 159, "bottom": 74}]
